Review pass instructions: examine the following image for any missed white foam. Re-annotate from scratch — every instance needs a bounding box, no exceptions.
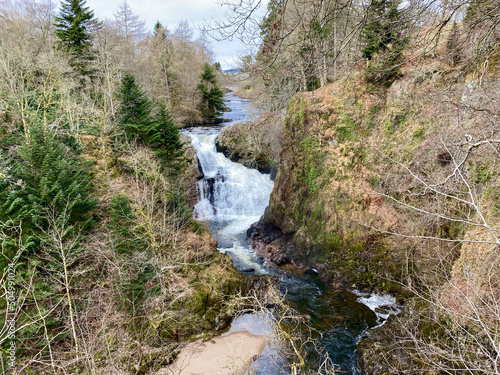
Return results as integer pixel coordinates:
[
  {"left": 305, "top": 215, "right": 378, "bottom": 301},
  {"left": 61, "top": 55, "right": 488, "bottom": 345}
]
[
  {"left": 219, "top": 241, "right": 268, "bottom": 275},
  {"left": 354, "top": 290, "right": 401, "bottom": 326}
]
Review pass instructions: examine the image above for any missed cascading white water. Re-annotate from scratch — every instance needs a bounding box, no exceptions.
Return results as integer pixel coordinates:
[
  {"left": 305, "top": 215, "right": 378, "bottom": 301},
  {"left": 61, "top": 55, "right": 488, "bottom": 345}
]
[
  {"left": 188, "top": 129, "right": 273, "bottom": 232},
  {"left": 182, "top": 94, "right": 401, "bottom": 374},
  {"left": 181, "top": 96, "right": 274, "bottom": 274}
]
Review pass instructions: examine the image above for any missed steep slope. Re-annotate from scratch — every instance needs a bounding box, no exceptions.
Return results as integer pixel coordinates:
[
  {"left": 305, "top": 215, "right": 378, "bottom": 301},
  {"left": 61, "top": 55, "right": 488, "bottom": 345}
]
[
  {"left": 248, "top": 48, "right": 500, "bottom": 371},
  {"left": 251, "top": 61, "right": 500, "bottom": 288}
]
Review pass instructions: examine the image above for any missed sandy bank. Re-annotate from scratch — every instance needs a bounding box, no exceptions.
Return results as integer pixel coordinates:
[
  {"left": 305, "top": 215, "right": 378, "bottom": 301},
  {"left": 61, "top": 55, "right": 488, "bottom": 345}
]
[{"left": 161, "top": 331, "right": 269, "bottom": 375}]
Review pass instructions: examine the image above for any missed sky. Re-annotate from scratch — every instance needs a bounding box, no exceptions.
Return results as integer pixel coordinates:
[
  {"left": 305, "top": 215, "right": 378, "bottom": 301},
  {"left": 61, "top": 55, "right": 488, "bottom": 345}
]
[{"left": 84, "top": 0, "right": 258, "bottom": 70}]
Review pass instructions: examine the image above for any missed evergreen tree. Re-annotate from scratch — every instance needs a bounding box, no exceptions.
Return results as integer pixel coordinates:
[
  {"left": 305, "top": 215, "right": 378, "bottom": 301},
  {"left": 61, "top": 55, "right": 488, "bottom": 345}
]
[
  {"left": 148, "top": 106, "right": 184, "bottom": 164},
  {"left": 153, "top": 20, "right": 166, "bottom": 38},
  {"left": 0, "top": 122, "right": 96, "bottom": 232},
  {"left": 0, "top": 123, "right": 97, "bottom": 357},
  {"left": 118, "top": 73, "right": 152, "bottom": 141},
  {"left": 361, "top": 0, "right": 408, "bottom": 86},
  {"left": 0, "top": 122, "right": 96, "bottom": 274},
  {"left": 197, "top": 63, "right": 225, "bottom": 121},
  {"left": 54, "top": 0, "right": 98, "bottom": 56},
  {"left": 109, "top": 193, "right": 145, "bottom": 254}
]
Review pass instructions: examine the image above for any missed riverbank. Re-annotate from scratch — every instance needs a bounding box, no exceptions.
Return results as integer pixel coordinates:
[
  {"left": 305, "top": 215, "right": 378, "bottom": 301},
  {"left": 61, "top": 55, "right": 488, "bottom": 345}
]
[
  {"left": 181, "top": 93, "right": 406, "bottom": 374},
  {"left": 164, "top": 331, "right": 269, "bottom": 375}
]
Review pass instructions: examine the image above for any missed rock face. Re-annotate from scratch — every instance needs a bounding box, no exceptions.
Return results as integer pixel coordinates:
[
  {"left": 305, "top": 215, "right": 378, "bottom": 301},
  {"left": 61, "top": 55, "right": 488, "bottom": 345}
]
[
  {"left": 180, "top": 133, "right": 204, "bottom": 207},
  {"left": 248, "top": 66, "right": 500, "bottom": 372},
  {"left": 215, "top": 114, "right": 282, "bottom": 179},
  {"left": 249, "top": 84, "right": 407, "bottom": 292}
]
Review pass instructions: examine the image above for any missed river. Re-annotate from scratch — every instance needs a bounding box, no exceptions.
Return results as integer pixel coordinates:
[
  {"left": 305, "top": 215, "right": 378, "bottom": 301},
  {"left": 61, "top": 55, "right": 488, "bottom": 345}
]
[{"left": 181, "top": 93, "right": 399, "bottom": 374}]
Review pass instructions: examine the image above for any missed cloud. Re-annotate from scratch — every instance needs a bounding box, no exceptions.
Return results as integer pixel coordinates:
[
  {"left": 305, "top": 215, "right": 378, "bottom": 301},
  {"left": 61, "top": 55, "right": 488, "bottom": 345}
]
[{"left": 84, "top": 0, "right": 247, "bottom": 69}]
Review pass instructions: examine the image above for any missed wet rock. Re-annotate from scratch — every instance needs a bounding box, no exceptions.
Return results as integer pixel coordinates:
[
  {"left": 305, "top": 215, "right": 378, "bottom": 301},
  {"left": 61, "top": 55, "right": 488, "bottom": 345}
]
[
  {"left": 303, "top": 268, "right": 318, "bottom": 276},
  {"left": 214, "top": 114, "right": 281, "bottom": 176},
  {"left": 180, "top": 134, "right": 203, "bottom": 207},
  {"left": 241, "top": 268, "right": 256, "bottom": 273},
  {"left": 241, "top": 274, "right": 280, "bottom": 307},
  {"left": 247, "top": 221, "right": 282, "bottom": 244}
]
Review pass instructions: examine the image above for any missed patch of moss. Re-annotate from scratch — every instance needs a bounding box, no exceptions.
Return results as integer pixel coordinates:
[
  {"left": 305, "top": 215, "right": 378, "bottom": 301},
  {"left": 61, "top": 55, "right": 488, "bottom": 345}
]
[
  {"left": 368, "top": 175, "right": 380, "bottom": 188},
  {"left": 301, "top": 136, "right": 324, "bottom": 193},
  {"left": 483, "top": 183, "right": 500, "bottom": 217},
  {"left": 412, "top": 127, "right": 426, "bottom": 140},
  {"left": 284, "top": 96, "right": 308, "bottom": 133},
  {"left": 347, "top": 144, "right": 367, "bottom": 170},
  {"left": 471, "top": 161, "right": 494, "bottom": 184}
]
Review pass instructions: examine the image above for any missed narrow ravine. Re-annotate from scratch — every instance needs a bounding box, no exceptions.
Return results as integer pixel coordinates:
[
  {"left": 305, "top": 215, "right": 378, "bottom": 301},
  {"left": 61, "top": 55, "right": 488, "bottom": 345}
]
[{"left": 182, "top": 93, "right": 399, "bottom": 374}]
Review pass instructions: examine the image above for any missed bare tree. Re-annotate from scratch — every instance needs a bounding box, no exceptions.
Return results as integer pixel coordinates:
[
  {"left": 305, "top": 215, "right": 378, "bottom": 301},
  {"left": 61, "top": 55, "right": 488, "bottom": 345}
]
[
  {"left": 365, "top": 104, "right": 500, "bottom": 373},
  {"left": 113, "top": 0, "right": 147, "bottom": 47}
]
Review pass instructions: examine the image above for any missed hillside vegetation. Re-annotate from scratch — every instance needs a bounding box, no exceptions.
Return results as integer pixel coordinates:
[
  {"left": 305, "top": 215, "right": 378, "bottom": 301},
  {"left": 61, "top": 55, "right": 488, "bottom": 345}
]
[
  {"left": 216, "top": 0, "right": 500, "bottom": 372},
  {"left": 0, "top": 1, "right": 250, "bottom": 373}
]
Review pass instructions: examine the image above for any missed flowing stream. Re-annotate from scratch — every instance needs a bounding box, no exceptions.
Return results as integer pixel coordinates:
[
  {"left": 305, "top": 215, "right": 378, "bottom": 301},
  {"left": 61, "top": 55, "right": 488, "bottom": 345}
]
[{"left": 182, "top": 93, "right": 399, "bottom": 374}]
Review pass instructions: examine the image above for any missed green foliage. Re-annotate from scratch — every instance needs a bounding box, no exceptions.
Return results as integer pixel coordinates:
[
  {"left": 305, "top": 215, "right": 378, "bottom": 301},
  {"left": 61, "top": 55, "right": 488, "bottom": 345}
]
[
  {"left": 464, "top": 0, "right": 489, "bottom": 21},
  {"left": 0, "top": 122, "right": 96, "bottom": 360},
  {"left": 109, "top": 193, "right": 145, "bottom": 254},
  {"left": 197, "top": 63, "right": 225, "bottom": 121},
  {"left": 284, "top": 97, "right": 308, "bottom": 133},
  {"left": 153, "top": 21, "right": 164, "bottom": 37},
  {"left": 361, "top": 0, "right": 408, "bottom": 85},
  {"left": 118, "top": 73, "right": 152, "bottom": 141},
  {"left": 302, "top": 136, "right": 323, "bottom": 193},
  {"left": 368, "top": 175, "right": 380, "bottom": 188},
  {"left": 54, "top": 0, "right": 99, "bottom": 70},
  {"left": 260, "top": 0, "right": 285, "bottom": 55},
  {"left": 261, "top": 0, "right": 284, "bottom": 35},
  {"left": 484, "top": 185, "right": 500, "bottom": 217},
  {"left": 0, "top": 122, "right": 96, "bottom": 233},
  {"left": 347, "top": 145, "right": 367, "bottom": 170},
  {"left": 148, "top": 106, "right": 184, "bottom": 166},
  {"left": 335, "top": 113, "right": 358, "bottom": 142},
  {"left": 472, "top": 162, "right": 493, "bottom": 184},
  {"left": 166, "top": 190, "right": 193, "bottom": 226},
  {"left": 336, "top": 126, "right": 354, "bottom": 142},
  {"left": 119, "top": 262, "right": 158, "bottom": 314},
  {"left": 412, "top": 127, "right": 426, "bottom": 140}
]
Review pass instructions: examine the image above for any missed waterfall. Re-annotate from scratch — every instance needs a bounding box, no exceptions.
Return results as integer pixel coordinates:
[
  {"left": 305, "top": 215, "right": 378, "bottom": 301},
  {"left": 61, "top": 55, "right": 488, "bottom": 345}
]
[
  {"left": 181, "top": 94, "right": 400, "bottom": 375},
  {"left": 188, "top": 129, "right": 273, "bottom": 231}
]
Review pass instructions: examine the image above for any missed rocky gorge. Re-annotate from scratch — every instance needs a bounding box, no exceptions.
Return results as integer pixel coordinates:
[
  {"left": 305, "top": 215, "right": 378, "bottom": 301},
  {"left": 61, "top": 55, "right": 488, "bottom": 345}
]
[{"left": 217, "top": 55, "right": 500, "bottom": 372}]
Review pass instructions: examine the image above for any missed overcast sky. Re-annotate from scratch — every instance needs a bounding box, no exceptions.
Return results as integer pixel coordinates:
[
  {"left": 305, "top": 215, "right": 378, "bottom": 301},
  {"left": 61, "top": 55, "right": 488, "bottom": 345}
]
[{"left": 84, "top": 0, "right": 256, "bottom": 70}]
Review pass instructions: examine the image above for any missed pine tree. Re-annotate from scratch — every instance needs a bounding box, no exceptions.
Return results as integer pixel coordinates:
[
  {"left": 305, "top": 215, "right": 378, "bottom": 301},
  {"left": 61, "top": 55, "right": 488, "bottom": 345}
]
[
  {"left": 197, "top": 63, "right": 225, "bottom": 121},
  {"left": 148, "top": 106, "right": 184, "bottom": 165},
  {"left": 118, "top": 73, "right": 152, "bottom": 141},
  {"left": 361, "top": 0, "right": 408, "bottom": 86},
  {"left": 109, "top": 193, "right": 145, "bottom": 254},
  {"left": 1, "top": 122, "right": 96, "bottom": 231},
  {"left": 0, "top": 121, "right": 96, "bottom": 277},
  {"left": 153, "top": 21, "right": 166, "bottom": 38},
  {"left": 0, "top": 123, "right": 96, "bottom": 358},
  {"left": 54, "top": 0, "right": 98, "bottom": 56}
]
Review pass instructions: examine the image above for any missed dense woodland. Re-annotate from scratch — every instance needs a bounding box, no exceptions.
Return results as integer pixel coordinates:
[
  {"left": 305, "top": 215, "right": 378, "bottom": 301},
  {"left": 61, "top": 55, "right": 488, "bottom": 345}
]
[{"left": 0, "top": 0, "right": 499, "bottom": 373}]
